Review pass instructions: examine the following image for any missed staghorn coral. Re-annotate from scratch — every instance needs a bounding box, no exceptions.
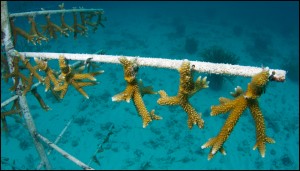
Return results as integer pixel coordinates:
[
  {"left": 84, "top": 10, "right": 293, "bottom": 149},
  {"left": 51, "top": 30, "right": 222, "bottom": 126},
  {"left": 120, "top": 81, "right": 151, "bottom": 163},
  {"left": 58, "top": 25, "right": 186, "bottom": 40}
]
[
  {"left": 31, "top": 87, "right": 51, "bottom": 111},
  {"left": 4, "top": 53, "right": 43, "bottom": 96},
  {"left": 85, "top": 10, "right": 106, "bottom": 32},
  {"left": 9, "top": 16, "right": 48, "bottom": 46},
  {"left": 112, "top": 57, "right": 162, "bottom": 128},
  {"left": 8, "top": 4, "right": 105, "bottom": 46},
  {"left": 34, "top": 57, "right": 59, "bottom": 92},
  {"left": 41, "top": 14, "right": 69, "bottom": 39},
  {"left": 157, "top": 59, "right": 209, "bottom": 129},
  {"left": 10, "top": 17, "right": 36, "bottom": 46},
  {"left": 58, "top": 3, "right": 75, "bottom": 33},
  {"left": 27, "top": 16, "right": 48, "bottom": 45},
  {"left": 1, "top": 99, "right": 22, "bottom": 133},
  {"left": 72, "top": 11, "right": 88, "bottom": 39},
  {"left": 53, "top": 55, "right": 103, "bottom": 99},
  {"left": 201, "top": 68, "right": 275, "bottom": 160}
]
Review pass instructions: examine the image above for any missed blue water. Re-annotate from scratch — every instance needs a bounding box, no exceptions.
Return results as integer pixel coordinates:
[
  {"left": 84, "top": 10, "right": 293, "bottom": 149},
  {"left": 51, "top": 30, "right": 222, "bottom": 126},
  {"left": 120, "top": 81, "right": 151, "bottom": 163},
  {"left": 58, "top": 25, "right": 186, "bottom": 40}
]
[{"left": 1, "top": 1, "right": 299, "bottom": 170}]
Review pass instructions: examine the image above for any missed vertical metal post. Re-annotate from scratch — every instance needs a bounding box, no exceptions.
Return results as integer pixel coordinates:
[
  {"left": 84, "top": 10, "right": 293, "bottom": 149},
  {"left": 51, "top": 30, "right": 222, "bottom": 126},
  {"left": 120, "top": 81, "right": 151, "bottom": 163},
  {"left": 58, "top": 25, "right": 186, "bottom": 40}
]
[{"left": 1, "top": 1, "right": 52, "bottom": 170}]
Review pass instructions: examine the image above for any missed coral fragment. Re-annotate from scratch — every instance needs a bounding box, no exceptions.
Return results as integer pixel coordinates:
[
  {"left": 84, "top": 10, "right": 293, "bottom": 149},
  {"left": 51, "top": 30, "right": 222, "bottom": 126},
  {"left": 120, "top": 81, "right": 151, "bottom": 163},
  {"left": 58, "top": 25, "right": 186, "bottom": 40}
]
[
  {"left": 157, "top": 60, "right": 208, "bottom": 129},
  {"left": 202, "top": 68, "right": 274, "bottom": 160},
  {"left": 112, "top": 57, "right": 161, "bottom": 128},
  {"left": 53, "top": 55, "right": 103, "bottom": 99}
]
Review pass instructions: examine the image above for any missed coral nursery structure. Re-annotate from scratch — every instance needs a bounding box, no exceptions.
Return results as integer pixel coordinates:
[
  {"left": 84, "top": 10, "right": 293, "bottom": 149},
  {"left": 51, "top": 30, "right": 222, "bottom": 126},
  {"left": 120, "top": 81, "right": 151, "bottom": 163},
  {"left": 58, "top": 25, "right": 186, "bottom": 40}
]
[
  {"left": 1, "top": 1, "right": 288, "bottom": 170},
  {"left": 8, "top": 3, "right": 105, "bottom": 46}
]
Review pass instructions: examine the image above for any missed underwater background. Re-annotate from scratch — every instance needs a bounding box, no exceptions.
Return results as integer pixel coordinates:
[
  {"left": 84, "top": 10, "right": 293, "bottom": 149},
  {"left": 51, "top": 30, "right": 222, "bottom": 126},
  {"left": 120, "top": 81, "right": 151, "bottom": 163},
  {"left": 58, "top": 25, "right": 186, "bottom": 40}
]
[{"left": 1, "top": 1, "right": 299, "bottom": 170}]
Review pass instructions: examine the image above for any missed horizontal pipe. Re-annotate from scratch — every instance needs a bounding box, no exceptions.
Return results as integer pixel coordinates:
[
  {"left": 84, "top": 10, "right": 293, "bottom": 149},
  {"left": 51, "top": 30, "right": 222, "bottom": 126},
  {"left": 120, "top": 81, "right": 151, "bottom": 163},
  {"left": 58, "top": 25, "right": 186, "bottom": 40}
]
[
  {"left": 20, "top": 52, "right": 286, "bottom": 82},
  {"left": 9, "top": 8, "right": 103, "bottom": 18}
]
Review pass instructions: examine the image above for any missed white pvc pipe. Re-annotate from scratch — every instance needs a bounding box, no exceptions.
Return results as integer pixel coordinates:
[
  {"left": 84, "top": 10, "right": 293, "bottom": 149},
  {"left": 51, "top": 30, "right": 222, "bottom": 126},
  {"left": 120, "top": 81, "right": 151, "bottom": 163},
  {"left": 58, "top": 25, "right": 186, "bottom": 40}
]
[
  {"left": 36, "top": 133, "right": 94, "bottom": 170},
  {"left": 9, "top": 8, "right": 103, "bottom": 18},
  {"left": 20, "top": 52, "right": 286, "bottom": 81}
]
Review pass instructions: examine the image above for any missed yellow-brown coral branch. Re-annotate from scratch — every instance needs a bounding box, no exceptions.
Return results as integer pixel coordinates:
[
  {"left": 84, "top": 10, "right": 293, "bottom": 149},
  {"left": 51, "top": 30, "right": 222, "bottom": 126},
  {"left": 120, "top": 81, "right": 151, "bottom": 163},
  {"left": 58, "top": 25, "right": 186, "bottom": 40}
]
[
  {"left": 31, "top": 87, "right": 51, "bottom": 111},
  {"left": 211, "top": 98, "right": 236, "bottom": 116},
  {"left": 157, "top": 90, "right": 180, "bottom": 105},
  {"left": 20, "top": 57, "right": 44, "bottom": 83},
  {"left": 34, "top": 57, "right": 60, "bottom": 92},
  {"left": 202, "top": 68, "right": 274, "bottom": 160},
  {"left": 202, "top": 96, "right": 247, "bottom": 159},
  {"left": 13, "top": 26, "right": 35, "bottom": 45},
  {"left": 112, "top": 84, "right": 135, "bottom": 103},
  {"left": 112, "top": 57, "right": 161, "bottom": 128},
  {"left": 157, "top": 60, "right": 208, "bottom": 129},
  {"left": 248, "top": 99, "right": 275, "bottom": 158},
  {"left": 28, "top": 16, "right": 48, "bottom": 44},
  {"left": 132, "top": 85, "right": 153, "bottom": 128},
  {"left": 42, "top": 14, "right": 69, "bottom": 39},
  {"left": 54, "top": 55, "right": 103, "bottom": 99},
  {"left": 181, "top": 101, "right": 204, "bottom": 129}
]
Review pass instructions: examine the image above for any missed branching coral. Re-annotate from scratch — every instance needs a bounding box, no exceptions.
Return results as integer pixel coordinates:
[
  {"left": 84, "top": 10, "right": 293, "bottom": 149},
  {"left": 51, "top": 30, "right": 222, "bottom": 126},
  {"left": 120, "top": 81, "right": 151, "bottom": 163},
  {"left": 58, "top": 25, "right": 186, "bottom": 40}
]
[
  {"left": 201, "top": 68, "right": 275, "bottom": 160},
  {"left": 9, "top": 16, "right": 48, "bottom": 46},
  {"left": 28, "top": 16, "right": 48, "bottom": 45},
  {"left": 41, "top": 14, "right": 69, "bottom": 39},
  {"left": 10, "top": 17, "right": 36, "bottom": 46},
  {"left": 1, "top": 99, "right": 22, "bottom": 133},
  {"left": 58, "top": 3, "right": 75, "bottom": 33},
  {"left": 5, "top": 53, "right": 43, "bottom": 96},
  {"left": 157, "top": 59, "right": 209, "bottom": 129},
  {"left": 85, "top": 10, "right": 106, "bottom": 32},
  {"left": 8, "top": 4, "right": 105, "bottom": 46},
  {"left": 72, "top": 11, "right": 88, "bottom": 39},
  {"left": 112, "top": 57, "right": 162, "bottom": 128},
  {"left": 31, "top": 87, "right": 51, "bottom": 111},
  {"left": 53, "top": 55, "right": 103, "bottom": 99},
  {"left": 34, "top": 57, "right": 59, "bottom": 92}
]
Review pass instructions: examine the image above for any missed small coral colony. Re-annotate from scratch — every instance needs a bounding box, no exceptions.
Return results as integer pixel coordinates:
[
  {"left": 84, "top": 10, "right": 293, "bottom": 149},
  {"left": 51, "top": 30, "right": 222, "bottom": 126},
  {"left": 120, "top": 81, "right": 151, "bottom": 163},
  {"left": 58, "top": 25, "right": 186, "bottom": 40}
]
[{"left": 1, "top": 3, "right": 275, "bottom": 161}]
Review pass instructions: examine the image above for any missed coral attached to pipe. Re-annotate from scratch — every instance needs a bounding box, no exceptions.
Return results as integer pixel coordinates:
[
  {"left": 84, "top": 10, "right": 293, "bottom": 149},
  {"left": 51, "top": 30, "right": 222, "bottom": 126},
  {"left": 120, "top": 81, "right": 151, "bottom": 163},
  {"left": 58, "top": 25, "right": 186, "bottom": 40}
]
[
  {"left": 4, "top": 52, "right": 44, "bottom": 96},
  {"left": 112, "top": 57, "right": 162, "bottom": 128},
  {"left": 31, "top": 87, "right": 51, "bottom": 111},
  {"left": 1, "top": 99, "right": 22, "bottom": 133},
  {"left": 8, "top": 3, "right": 105, "bottom": 45},
  {"left": 19, "top": 52, "right": 287, "bottom": 82},
  {"left": 41, "top": 14, "right": 69, "bottom": 39},
  {"left": 201, "top": 68, "right": 275, "bottom": 160},
  {"left": 53, "top": 55, "right": 104, "bottom": 99},
  {"left": 34, "top": 57, "right": 60, "bottom": 92},
  {"left": 157, "top": 59, "right": 209, "bottom": 129}
]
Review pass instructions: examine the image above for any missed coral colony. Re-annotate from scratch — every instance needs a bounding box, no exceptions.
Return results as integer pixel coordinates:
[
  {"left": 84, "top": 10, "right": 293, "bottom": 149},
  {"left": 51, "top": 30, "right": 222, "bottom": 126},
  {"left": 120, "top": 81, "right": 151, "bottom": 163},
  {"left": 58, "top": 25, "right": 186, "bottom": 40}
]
[
  {"left": 1, "top": 2, "right": 286, "bottom": 168},
  {"left": 157, "top": 60, "right": 208, "bottom": 129},
  {"left": 112, "top": 57, "right": 162, "bottom": 128},
  {"left": 201, "top": 68, "right": 275, "bottom": 160}
]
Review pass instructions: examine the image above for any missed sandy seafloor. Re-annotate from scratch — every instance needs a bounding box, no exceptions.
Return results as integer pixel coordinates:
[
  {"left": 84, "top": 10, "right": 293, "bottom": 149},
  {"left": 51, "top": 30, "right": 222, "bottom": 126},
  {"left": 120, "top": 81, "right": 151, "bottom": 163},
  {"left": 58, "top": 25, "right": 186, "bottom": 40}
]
[{"left": 1, "top": 1, "right": 299, "bottom": 170}]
